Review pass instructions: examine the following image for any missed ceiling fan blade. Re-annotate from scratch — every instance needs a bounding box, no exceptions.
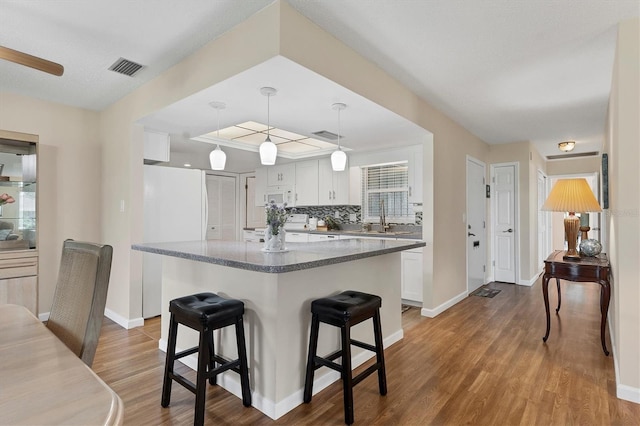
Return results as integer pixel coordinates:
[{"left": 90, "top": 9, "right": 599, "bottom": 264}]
[{"left": 0, "top": 46, "right": 64, "bottom": 76}]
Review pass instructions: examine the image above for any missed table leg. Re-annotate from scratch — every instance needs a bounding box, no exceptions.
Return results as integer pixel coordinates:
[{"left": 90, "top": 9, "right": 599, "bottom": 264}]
[
  {"left": 555, "top": 278, "right": 561, "bottom": 313},
  {"left": 599, "top": 281, "right": 611, "bottom": 356},
  {"left": 542, "top": 273, "right": 551, "bottom": 342}
]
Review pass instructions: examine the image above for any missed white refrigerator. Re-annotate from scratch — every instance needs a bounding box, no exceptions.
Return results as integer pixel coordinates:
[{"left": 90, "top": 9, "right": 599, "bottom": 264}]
[{"left": 143, "top": 165, "right": 207, "bottom": 318}]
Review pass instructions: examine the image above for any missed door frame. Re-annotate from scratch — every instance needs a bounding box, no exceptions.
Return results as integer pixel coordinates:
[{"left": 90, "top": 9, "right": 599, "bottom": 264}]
[
  {"left": 489, "top": 162, "right": 520, "bottom": 284},
  {"left": 537, "top": 168, "right": 549, "bottom": 271},
  {"left": 466, "top": 155, "right": 487, "bottom": 294}
]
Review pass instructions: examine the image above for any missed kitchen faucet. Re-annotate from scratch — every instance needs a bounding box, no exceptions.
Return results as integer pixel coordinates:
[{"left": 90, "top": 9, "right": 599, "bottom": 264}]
[{"left": 380, "top": 199, "right": 390, "bottom": 232}]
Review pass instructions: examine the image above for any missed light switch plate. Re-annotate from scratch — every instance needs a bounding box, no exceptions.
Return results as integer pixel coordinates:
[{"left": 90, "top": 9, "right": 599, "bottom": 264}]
[
  {"left": 349, "top": 213, "right": 357, "bottom": 221},
  {"left": 334, "top": 210, "right": 340, "bottom": 218}
]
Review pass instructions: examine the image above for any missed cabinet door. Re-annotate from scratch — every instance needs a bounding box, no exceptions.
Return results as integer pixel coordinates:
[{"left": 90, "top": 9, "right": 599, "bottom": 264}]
[
  {"left": 285, "top": 232, "right": 309, "bottom": 243},
  {"left": 332, "top": 167, "right": 350, "bottom": 205},
  {"left": 318, "top": 159, "right": 334, "bottom": 204},
  {"left": 408, "top": 144, "right": 423, "bottom": 204},
  {"left": 295, "top": 160, "right": 319, "bottom": 206},
  {"left": 254, "top": 168, "right": 267, "bottom": 206},
  {"left": 267, "top": 164, "right": 295, "bottom": 186},
  {"left": 143, "top": 130, "right": 170, "bottom": 162},
  {"left": 401, "top": 249, "right": 423, "bottom": 302}
]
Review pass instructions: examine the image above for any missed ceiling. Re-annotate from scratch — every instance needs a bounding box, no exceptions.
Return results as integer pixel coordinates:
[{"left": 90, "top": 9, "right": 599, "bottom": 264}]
[{"left": 1, "top": 0, "right": 638, "bottom": 166}]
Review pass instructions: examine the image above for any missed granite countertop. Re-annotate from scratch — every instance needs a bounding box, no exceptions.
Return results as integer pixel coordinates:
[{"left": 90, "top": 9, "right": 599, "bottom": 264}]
[{"left": 132, "top": 239, "right": 425, "bottom": 273}]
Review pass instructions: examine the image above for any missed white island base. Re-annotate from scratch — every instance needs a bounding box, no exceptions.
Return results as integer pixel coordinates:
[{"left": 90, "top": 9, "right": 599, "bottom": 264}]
[{"left": 159, "top": 252, "right": 403, "bottom": 420}]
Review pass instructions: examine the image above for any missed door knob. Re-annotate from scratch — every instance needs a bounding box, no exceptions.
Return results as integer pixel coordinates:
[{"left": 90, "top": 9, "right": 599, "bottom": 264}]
[
  {"left": 503, "top": 228, "right": 513, "bottom": 233},
  {"left": 468, "top": 232, "right": 476, "bottom": 237}
]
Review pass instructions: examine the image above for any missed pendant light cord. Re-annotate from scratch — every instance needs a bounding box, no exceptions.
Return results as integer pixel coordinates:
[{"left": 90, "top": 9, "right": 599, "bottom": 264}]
[
  {"left": 337, "top": 107, "right": 341, "bottom": 150},
  {"left": 267, "top": 93, "right": 271, "bottom": 140}
]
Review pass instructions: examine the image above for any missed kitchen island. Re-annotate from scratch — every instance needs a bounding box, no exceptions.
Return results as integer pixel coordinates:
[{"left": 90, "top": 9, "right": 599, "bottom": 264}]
[{"left": 132, "top": 238, "right": 425, "bottom": 419}]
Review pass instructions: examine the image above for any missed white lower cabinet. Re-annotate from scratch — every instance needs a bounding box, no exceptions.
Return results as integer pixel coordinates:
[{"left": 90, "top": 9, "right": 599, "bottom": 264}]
[
  {"left": 401, "top": 247, "right": 423, "bottom": 303},
  {"left": 285, "top": 232, "right": 309, "bottom": 243},
  {"left": 308, "top": 233, "right": 340, "bottom": 242}
]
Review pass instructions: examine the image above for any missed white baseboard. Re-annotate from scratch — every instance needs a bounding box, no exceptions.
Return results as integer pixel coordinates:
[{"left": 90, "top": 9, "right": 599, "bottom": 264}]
[
  {"left": 158, "top": 328, "right": 404, "bottom": 419},
  {"left": 609, "top": 318, "right": 640, "bottom": 404},
  {"left": 420, "top": 290, "right": 467, "bottom": 318},
  {"left": 38, "top": 312, "right": 50, "bottom": 322},
  {"left": 517, "top": 270, "right": 541, "bottom": 287},
  {"left": 105, "top": 308, "right": 144, "bottom": 329}
]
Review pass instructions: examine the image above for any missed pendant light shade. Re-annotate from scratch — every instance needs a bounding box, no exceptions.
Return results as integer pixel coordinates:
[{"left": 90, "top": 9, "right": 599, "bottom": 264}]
[
  {"left": 331, "top": 149, "right": 347, "bottom": 171},
  {"left": 331, "top": 102, "right": 347, "bottom": 171},
  {"left": 210, "top": 145, "right": 226, "bottom": 170},
  {"left": 260, "top": 87, "right": 278, "bottom": 165},
  {"left": 259, "top": 136, "right": 277, "bottom": 165},
  {"left": 209, "top": 101, "right": 226, "bottom": 170}
]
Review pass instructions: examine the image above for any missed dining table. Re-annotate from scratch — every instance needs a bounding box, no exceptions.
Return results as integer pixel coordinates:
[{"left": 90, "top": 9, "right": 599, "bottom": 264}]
[{"left": 0, "top": 304, "right": 123, "bottom": 425}]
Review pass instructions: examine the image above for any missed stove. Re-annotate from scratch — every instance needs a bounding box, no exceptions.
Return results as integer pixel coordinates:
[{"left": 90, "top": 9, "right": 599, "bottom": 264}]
[{"left": 284, "top": 214, "right": 309, "bottom": 231}]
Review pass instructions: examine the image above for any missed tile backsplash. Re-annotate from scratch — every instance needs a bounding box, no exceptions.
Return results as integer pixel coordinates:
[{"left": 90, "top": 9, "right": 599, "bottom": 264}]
[{"left": 290, "top": 205, "right": 422, "bottom": 226}]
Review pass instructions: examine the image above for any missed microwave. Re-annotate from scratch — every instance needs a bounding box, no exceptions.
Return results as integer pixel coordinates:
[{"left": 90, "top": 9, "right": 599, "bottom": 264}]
[{"left": 266, "top": 187, "right": 294, "bottom": 207}]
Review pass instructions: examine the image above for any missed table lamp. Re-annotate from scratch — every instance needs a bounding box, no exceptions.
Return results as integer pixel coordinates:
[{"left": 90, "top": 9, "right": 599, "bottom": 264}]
[{"left": 541, "top": 178, "right": 602, "bottom": 260}]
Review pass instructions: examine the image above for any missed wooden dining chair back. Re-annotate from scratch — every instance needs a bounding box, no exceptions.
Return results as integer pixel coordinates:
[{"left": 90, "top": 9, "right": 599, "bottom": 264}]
[{"left": 46, "top": 240, "right": 113, "bottom": 367}]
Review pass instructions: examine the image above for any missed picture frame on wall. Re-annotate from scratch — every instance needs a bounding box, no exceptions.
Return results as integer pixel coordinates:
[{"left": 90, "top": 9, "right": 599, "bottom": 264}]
[{"left": 602, "top": 153, "right": 609, "bottom": 209}]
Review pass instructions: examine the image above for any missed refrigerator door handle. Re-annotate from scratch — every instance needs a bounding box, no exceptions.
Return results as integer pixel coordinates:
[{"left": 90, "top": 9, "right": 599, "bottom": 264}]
[{"left": 202, "top": 172, "right": 208, "bottom": 240}]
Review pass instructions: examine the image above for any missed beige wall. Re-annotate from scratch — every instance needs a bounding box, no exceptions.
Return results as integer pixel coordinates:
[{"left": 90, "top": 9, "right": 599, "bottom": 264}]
[
  {"left": 546, "top": 156, "right": 600, "bottom": 176},
  {"left": 0, "top": 92, "right": 102, "bottom": 314},
  {"left": 604, "top": 17, "right": 640, "bottom": 398}
]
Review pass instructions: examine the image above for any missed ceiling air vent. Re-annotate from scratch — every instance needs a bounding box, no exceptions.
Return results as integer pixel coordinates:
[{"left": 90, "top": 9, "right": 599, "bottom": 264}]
[
  {"left": 108, "top": 57, "right": 144, "bottom": 76},
  {"left": 546, "top": 151, "right": 599, "bottom": 161},
  {"left": 312, "top": 130, "right": 339, "bottom": 140}
]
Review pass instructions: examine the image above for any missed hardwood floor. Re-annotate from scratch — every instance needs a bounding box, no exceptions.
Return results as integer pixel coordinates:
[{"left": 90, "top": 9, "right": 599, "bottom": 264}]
[{"left": 92, "top": 279, "right": 640, "bottom": 425}]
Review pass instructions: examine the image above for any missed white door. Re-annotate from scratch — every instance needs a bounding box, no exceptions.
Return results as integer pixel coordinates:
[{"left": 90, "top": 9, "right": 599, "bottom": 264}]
[
  {"left": 493, "top": 164, "right": 516, "bottom": 283},
  {"left": 466, "top": 157, "right": 486, "bottom": 293},
  {"left": 246, "top": 176, "right": 265, "bottom": 228},
  {"left": 206, "top": 175, "right": 237, "bottom": 240}
]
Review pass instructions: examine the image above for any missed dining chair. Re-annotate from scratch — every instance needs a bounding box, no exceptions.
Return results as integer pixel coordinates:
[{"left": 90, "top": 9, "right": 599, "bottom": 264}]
[{"left": 46, "top": 239, "right": 113, "bottom": 367}]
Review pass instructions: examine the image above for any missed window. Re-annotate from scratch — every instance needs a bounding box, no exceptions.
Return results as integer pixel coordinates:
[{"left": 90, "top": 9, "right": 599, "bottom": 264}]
[{"left": 361, "top": 162, "right": 413, "bottom": 223}]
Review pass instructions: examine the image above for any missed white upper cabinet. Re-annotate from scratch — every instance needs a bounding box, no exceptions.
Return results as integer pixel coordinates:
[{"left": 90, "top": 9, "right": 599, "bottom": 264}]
[
  {"left": 143, "top": 130, "right": 170, "bottom": 163},
  {"left": 294, "top": 160, "right": 319, "bottom": 206},
  {"left": 318, "top": 158, "right": 349, "bottom": 205},
  {"left": 267, "top": 164, "right": 295, "bottom": 187},
  {"left": 407, "top": 144, "right": 423, "bottom": 204}
]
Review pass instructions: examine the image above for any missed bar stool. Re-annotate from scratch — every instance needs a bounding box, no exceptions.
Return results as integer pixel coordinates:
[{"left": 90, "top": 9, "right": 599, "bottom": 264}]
[
  {"left": 303, "top": 290, "right": 387, "bottom": 425},
  {"left": 161, "top": 292, "right": 251, "bottom": 426}
]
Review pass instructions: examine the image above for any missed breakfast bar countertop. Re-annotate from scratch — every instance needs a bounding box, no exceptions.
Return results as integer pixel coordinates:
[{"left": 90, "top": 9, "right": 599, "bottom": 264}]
[{"left": 132, "top": 238, "right": 425, "bottom": 273}]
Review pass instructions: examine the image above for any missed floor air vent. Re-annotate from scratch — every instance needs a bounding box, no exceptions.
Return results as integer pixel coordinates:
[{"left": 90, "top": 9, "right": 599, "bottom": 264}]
[{"left": 108, "top": 57, "right": 144, "bottom": 76}]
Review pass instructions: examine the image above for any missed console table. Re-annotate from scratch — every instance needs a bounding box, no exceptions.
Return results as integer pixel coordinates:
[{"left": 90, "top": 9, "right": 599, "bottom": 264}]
[{"left": 542, "top": 250, "right": 611, "bottom": 355}]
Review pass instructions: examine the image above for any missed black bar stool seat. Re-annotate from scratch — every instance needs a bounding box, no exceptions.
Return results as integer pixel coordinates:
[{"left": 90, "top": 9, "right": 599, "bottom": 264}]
[
  {"left": 304, "top": 290, "right": 387, "bottom": 425},
  {"left": 161, "top": 292, "right": 251, "bottom": 426}
]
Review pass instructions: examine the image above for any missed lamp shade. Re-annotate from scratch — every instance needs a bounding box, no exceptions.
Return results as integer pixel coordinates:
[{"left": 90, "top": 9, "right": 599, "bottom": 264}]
[
  {"left": 259, "top": 139, "right": 277, "bottom": 165},
  {"left": 331, "top": 149, "right": 347, "bottom": 171},
  {"left": 209, "top": 145, "right": 226, "bottom": 170},
  {"left": 541, "top": 178, "right": 602, "bottom": 213}
]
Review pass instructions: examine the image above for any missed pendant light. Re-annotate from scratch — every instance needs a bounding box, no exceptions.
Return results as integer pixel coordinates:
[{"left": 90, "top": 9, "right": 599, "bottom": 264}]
[
  {"left": 331, "top": 102, "right": 347, "bottom": 171},
  {"left": 209, "top": 102, "right": 226, "bottom": 170},
  {"left": 259, "top": 87, "right": 278, "bottom": 165}
]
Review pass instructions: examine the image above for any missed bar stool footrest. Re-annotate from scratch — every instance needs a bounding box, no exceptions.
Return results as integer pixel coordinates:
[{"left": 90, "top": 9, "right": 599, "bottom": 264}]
[
  {"left": 175, "top": 346, "right": 199, "bottom": 360},
  {"left": 169, "top": 372, "right": 197, "bottom": 394},
  {"left": 352, "top": 363, "right": 382, "bottom": 387},
  {"left": 351, "top": 339, "right": 376, "bottom": 353}
]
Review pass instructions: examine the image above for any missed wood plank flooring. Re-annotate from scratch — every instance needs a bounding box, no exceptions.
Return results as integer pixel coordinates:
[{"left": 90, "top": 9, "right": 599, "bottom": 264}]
[{"left": 91, "top": 279, "right": 640, "bottom": 425}]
